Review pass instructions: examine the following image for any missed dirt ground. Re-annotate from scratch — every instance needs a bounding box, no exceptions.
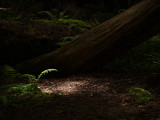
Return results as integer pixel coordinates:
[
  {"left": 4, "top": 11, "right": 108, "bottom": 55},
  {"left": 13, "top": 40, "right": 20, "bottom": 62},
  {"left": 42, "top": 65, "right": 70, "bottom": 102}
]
[{"left": 1, "top": 72, "right": 160, "bottom": 120}]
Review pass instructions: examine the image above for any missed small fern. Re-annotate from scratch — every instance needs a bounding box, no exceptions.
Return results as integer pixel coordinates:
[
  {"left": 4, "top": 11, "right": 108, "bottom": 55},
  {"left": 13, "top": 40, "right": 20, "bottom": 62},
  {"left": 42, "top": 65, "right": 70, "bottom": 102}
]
[
  {"left": 57, "top": 18, "right": 92, "bottom": 28},
  {"left": 56, "top": 41, "right": 72, "bottom": 46},
  {"left": 126, "top": 87, "right": 153, "bottom": 103},
  {"left": 16, "top": 73, "right": 37, "bottom": 83},
  {"left": 7, "top": 83, "right": 41, "bottom": 96},
  {"left": 0, "top": 83, "right": 53, "bottom": 108},
  {"left": 38, "top": 69, "right": 58, "bottom": 80},
  {"left": 0, "top": 68, "right": 58, "bottom": 108},
  {"left": 16, "top": 69, "right": 58, "bottom": 82},
  {"left": 0, "top": 96, "right": 8, "bottom": 107},
  {"left": 145, "top": 53, "right": 160, "bottom": 65},
  {"left": 37, "top": 11, "right": 55, "bottom": 20}
]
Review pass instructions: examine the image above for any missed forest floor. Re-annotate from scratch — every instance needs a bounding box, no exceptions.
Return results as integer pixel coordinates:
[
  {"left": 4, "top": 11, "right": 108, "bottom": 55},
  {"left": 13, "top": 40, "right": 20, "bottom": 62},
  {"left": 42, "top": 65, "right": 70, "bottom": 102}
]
[{"left": 1, "top": 72, "right": 160, "bottom": 120}]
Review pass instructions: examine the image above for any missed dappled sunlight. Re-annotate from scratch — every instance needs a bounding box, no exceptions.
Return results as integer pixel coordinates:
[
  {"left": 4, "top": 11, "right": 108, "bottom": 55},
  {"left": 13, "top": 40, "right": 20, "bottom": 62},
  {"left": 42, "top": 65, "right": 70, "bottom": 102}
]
[
  {"left": 38, "top": 79, "right": 89, "bottom": 95},
  {"left": 0, "top": 8, "right": 10, "bottom": 10},
  {"left": 37, "top": 76, "right": 114, "bottom": 95}
]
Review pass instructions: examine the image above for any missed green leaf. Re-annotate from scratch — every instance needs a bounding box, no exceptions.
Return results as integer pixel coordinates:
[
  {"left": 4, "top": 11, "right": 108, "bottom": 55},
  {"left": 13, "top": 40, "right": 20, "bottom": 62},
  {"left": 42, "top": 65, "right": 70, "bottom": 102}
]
[{"left": 38, "top": 69, "right": 58, "bottom": 79}]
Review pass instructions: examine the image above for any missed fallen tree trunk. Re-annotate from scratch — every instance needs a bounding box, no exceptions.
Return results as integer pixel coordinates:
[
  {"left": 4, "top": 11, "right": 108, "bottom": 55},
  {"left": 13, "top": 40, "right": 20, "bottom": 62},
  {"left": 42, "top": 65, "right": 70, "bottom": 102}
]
[{"left": 15, "top": 0, "right": 160, "bottom": 75}]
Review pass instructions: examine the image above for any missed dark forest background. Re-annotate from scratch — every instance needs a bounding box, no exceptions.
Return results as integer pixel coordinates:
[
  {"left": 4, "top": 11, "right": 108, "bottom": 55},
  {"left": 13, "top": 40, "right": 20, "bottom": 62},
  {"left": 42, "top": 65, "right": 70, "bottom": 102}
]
[{"left": 0, "top": 0, "right": 141, "bottom": 21}]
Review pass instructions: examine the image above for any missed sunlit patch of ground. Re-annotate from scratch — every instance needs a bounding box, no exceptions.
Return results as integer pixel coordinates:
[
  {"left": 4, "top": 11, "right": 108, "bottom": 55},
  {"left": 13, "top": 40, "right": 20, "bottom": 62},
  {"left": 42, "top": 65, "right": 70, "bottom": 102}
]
[
  {"left": 0, "top": 8, "right": 10, "bottom": 10},
  {"left": 38, "top": 80, "right": 89, "bottom": 94},
  {"left": 38, "top": 75, "right": 113, "bottom": 95}
]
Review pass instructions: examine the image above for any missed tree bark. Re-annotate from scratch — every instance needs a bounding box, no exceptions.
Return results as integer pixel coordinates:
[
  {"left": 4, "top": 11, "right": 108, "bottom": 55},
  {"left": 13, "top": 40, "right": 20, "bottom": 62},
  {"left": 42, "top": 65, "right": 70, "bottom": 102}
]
[{"left": 15, "top": 0, "right": 160, "bottom": 75}]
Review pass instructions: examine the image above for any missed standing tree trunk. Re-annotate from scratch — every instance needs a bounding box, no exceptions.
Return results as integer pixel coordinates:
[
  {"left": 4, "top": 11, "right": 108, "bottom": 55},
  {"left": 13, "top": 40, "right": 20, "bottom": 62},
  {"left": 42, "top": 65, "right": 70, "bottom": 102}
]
[{"left": 15, "top": 0, "right": 160, "bottom": 75}]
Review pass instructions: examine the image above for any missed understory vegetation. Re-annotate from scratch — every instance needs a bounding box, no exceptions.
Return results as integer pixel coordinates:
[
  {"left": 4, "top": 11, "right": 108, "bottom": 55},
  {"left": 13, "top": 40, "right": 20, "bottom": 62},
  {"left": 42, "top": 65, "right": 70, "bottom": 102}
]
[
  {"left": 105, "top": 33, "right": 160, "bottom": 72},
  {"left": 126, "top": 87, "right": 153, "bottom": 103},
  {"left": 0, "top": 65, "right": 58, "bottom": 108}
]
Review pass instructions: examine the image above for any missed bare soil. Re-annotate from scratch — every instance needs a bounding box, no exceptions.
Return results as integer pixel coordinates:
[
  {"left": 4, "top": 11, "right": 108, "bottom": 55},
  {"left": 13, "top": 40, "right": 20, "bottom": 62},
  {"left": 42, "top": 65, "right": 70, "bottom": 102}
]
[{"left": 1, "top": 72, "right": 160, "bottom": 120}]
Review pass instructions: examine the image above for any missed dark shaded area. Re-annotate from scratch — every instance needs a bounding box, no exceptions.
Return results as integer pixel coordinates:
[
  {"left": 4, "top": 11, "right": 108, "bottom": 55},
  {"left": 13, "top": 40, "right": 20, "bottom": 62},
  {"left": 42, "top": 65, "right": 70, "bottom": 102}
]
[
  {"left": 0, "top": 0, "right": 141, "bottom": 20},
  {"left": 0, "top": 0, "right": 140, "bottom": 10},
  {"left": 0, "top": 0, "right": 142, "bottom": 67},
  {"left": 0, "top": 22, "right": 78, "bottom": 66},
  {"left": 14, "top": 0, "right": 160, "bottom": 75}
]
